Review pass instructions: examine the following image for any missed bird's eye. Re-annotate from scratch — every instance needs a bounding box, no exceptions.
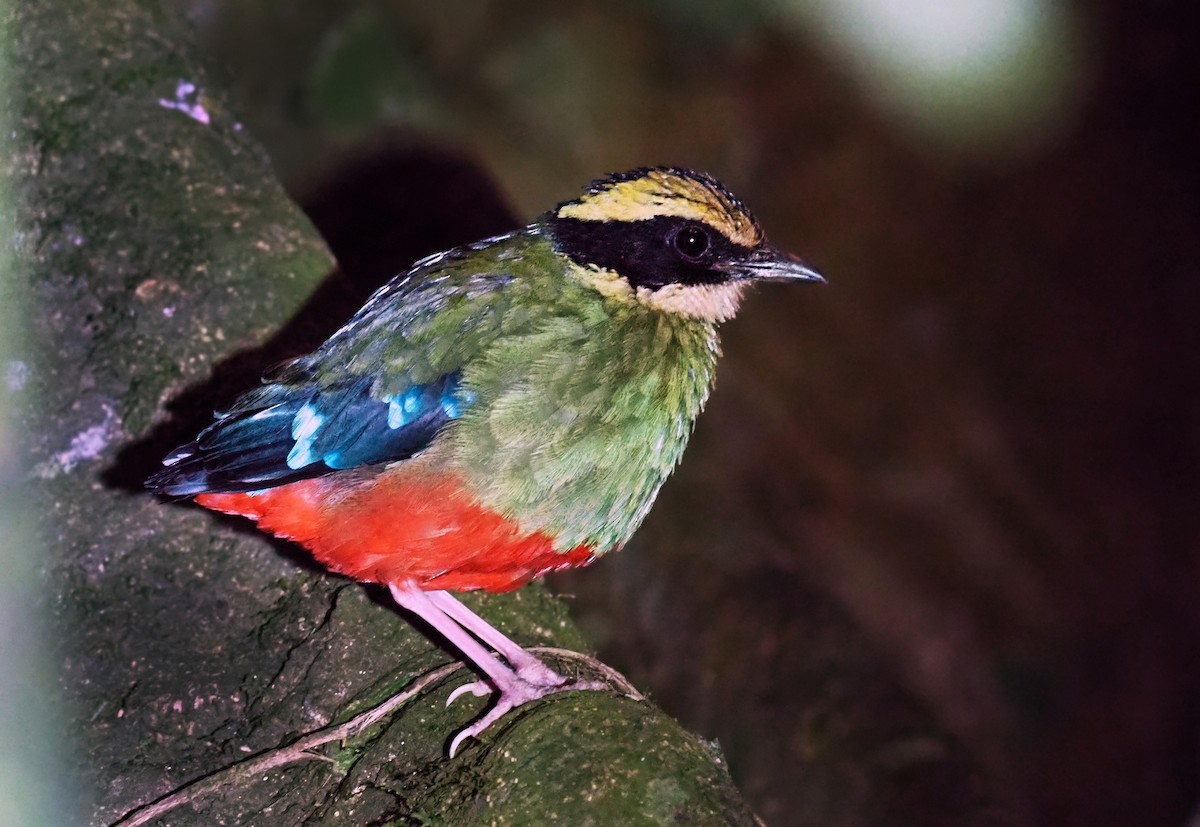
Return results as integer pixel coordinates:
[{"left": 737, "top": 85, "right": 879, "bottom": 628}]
[{"left": 672, "top": 224, "right": 711, "bottom": 261}]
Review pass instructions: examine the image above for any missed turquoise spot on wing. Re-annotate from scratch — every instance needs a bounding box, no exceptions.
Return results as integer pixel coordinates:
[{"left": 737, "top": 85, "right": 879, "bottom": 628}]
[
  {"left": 440, "top": 378, "right": 469, "bottom": 419},
  {"left": 387, "top": 399, "right": 407, "bottom": 429},
  {"left": 385, "top": 378, "right": 468, "bottom": 428},
  {"left": 386, "top": 386, "right": 426, "bottom": 428},
  {"left": 287, "top": 403, "right": 326, "bottom": 469},
  {"left": 403, "top": 387, "right": 423, "bottom": 414}
]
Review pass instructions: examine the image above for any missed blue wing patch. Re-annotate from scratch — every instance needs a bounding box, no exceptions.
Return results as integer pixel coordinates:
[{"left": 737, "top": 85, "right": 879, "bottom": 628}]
[{"left": 148, "top": 372, "right": 467, "bottom": 496}]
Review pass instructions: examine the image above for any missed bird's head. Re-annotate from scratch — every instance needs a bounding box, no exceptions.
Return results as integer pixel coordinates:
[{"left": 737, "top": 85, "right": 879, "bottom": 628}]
[{"left": 545, "top": 166, "right": 823, "bottom": 322}]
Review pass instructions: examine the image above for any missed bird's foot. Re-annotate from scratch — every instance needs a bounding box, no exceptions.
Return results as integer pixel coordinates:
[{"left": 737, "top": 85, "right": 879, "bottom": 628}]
[
  {"left": 446, "top": 663, "right": 606, "bottom": 757},
  {"left": 387, "top": 584, "right": 609, "bottom": 756}
]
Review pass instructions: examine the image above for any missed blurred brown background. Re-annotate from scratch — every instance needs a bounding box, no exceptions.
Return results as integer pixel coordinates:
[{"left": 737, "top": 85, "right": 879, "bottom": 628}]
[{"left": 180, "top": 1, "right": 1199, "bottom": 824}]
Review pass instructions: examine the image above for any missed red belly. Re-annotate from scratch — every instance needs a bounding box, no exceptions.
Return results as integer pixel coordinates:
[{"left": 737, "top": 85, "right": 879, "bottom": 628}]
[{"left": 195, "top": 470, "right": 595, "bottom": 592}]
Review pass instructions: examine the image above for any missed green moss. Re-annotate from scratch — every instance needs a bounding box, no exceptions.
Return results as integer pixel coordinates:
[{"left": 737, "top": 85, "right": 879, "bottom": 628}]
[{"left": 399, "top": 694, "right": 757, "bottom": 825}]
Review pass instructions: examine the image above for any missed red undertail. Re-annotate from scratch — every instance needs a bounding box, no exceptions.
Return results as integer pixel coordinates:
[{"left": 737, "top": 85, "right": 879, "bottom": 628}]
[{"left": 195, "top": 469, "right": 595, "bottom": 592}]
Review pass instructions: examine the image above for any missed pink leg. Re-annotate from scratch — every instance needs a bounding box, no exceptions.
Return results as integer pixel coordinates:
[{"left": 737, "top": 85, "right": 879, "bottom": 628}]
[
  {"left": 388, "top": 582, "right": 602, "bottom": 756},
  {"left": 423, "top": 589, "right": 564, "bottom": 686},
  {"left": 389, "top": 583, "right": 521, "bottom": 690}
]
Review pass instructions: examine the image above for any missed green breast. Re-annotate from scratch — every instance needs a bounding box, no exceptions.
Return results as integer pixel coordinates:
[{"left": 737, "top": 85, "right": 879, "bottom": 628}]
[{"left": 448, "top": 273, "right": 720, "bottom": 553}]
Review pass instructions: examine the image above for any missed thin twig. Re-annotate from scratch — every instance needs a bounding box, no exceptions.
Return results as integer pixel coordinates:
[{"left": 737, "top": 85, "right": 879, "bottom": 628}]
[
  {"left": 537, "top": 646, "right": 644, "bottom": 700},
  {"left": 109, "top": 663, "right": 460, "bottom": 827},
  {"left": 108, "top": 648, "right": 637, "bottom": 827}
]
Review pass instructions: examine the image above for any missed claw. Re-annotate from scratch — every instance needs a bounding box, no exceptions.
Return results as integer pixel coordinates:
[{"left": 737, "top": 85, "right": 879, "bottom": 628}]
[
  {"left": 446, "top": 680, "right": 491, "bottom": 706},
  {"left": 447, "top": 672, "right": 598, "bottom": 758},
  {"left": 449, "top": 698, "right": 516, "bottom": 758}
]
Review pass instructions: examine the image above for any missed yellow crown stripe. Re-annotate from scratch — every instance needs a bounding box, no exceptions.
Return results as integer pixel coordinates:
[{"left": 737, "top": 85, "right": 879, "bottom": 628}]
[{"left": 556, "top": 170, "right": 762, "bottom": 248}]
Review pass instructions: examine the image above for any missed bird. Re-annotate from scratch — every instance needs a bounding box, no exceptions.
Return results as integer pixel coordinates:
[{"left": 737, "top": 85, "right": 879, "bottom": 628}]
[{"left": 148, "top": 166, "right": 823, "bottom": 756}]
